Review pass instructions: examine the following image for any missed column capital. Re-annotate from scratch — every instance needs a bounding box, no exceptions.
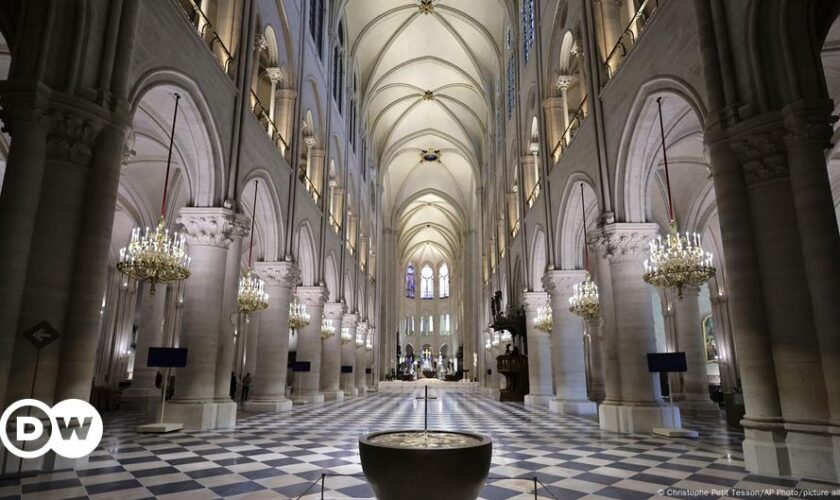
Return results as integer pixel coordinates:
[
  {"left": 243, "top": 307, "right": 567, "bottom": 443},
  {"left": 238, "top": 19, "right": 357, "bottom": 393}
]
[
  {"left": 521, "top": 291, "right": 550, "bottom": 312},
  {"left": 555, "top": 75, "right": 576, "bottom": 90},
  {"left": 177, "top": 207, "right": 238, "bottom": 249},
  {"left": 781, "top": 99, "right": 833, "bottom": 148},
  {"left": 542, "top": 270, "right": 588, "bottom": 297},
  {"left": 590, "top": 223, "right": 659, "bottom": 263},
  {"left": 729, "top": 123, "right": 789, "bottom": 186},
  {"left": 342, "top": 313, "right": 359, "bottom": 328},
  {"left": 231, "top": 213, "right": 251, "bottom": 239},
  {"left": 357, "top": 321, "right": 369, "bottom": 333},
  {"left": 254, "top": 261, "right": 299, "bottom": 289},
  {"left": 265, "top": 66, "right": 283, "bottom": 83},
  {"left": 324, "top": 302, "right": 346, "bottom": 319},
  {"left": 296, "top": 285, "right": 328, "bottom": 306}
]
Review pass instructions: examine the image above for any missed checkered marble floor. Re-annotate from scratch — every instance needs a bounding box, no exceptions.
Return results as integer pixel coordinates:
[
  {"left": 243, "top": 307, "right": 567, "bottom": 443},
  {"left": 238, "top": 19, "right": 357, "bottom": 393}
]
[{"left": 1, "top": 388, "right": 838, "bottom": 499}]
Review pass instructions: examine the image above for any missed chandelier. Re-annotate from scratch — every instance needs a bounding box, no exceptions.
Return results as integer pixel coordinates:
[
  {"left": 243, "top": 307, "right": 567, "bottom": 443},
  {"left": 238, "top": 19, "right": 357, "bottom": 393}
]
[
  {"left": 117, "top": 93, "right": 190, "bottom": 294},
  {"left": 533, "top": 303, "right": 553, "bottom": 333},
  {"left": 340, "top": 327, "right": 353, "bottom": 345},
  {"left": 238, "top": 180, "right": 269, "bottom": 313},
  {"left": 642, "top": 97, "right": 715, "bottom": 299},
  {"left": 569, "top": 183, "right": 601, "bottom": 318},
  {"left": 320, "top": 316, "right": 336, "bottom": 340},
  {"left": 288, "top": 293, "right": 310, "bottom": 330},
  {"left": 499, "top": 330, "right": 512, "bottom": 344},
  {"left": 569, "top": 273, "right": 600, "bottom": 319},
  {"left": 491, "top": 331, "right": 501, "bottom": 347},
  {"left": 355, "top": 330, "right": 365, "bottom": 347}
]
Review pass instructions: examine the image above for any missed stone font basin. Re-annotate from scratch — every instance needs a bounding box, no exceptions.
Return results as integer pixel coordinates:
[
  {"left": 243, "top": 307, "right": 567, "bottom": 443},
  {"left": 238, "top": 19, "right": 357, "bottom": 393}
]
[{"left": 359, "top": 430, "right": 492, "bottom": 500}]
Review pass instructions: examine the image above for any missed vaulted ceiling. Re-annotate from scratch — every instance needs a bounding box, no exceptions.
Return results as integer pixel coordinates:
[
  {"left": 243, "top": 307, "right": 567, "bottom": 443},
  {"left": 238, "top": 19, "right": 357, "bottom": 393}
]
[{"left": 345, "top": 0, "right": 509, "bottom": 265}]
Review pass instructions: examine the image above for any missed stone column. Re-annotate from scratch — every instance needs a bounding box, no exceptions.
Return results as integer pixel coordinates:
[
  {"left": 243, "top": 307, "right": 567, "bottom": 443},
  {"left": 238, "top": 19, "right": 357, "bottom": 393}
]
[
  {"left": 673, "top": 286, "right": 717, "bottom": 412},
  {"left": 166, "top": 207, "right": 235, "bottom": 430},
  {"left": 214, "top": 214, "right": 249, "bottom": 416},
  {"left": 521, "top": 291, "right": 552, "bottom": 408},
  {"left": 521, "top": 155, "right": 537, "bottom": 207},
  {"left": 355, "top": 322, "right": 369, "bottom": 393},
  {"left": 310, "top": 148, "right": 326, "bottom": 202},
  {"left": 245, "top": 262, "right": 298, "bottom": 413},
  {"left": 275, "top": 88, "right": 296, "bottom": 156},
  {"left": 341, "top": 313, "right": 358, "bottom": 396},
  {"left": 320, "top": 302, "right": 346, "bottom": 401},
  {"left": 543, "top": 271, "right": 597, "bottom": 415},
  {"left": 121, "top": 285, "right": 166, "bottom": 412},
  {"left": 0, "top": 95, "right": 48, "bottom": 407},
  {"left": 594, "top": 223, "right": 680, "bottom": 433},
  {"left": 543, "top": 97, "right": 564, "bottom": 161},
  {"left": 293, "top": 286, "right": 328, "bottom": 403},
  {"left": 583, "top": 316, "right": 606, "bottom": 402},
  {"left": 594, "top": 0, "right": 624, "bottom": 74},
  {"left": 556, "top": 76, "right": 575, "bottom": 144},
  {"left": 366, "top": 327, "right": 376, "bottom": 389},
  {"left": 265, "top": 67, "right": 282, "bottom": 138}
]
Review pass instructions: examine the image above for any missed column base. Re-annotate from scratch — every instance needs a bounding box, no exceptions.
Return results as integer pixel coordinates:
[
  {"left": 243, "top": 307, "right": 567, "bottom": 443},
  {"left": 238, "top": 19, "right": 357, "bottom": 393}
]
[
  {"left": 120, "top": 388, "right": 161, "bottom": 413},
  {"left": 549, "top": 399, "right": 598, "bottom": 415},
  {"left": 599, "top": 402, "right": 681, "bottom": 434},
  {"left": 321, "top": 390, "right": 344, "bottom": 401},
  {"left": 677, "top": 399, "right": 721, "bottom": 413},
  {"left": 482, "top": 387, "right": 500, "bottom": 399},
  {"left": 344, "top": 387, "right": 358, "bottom": 397},
  {"left": 1, "top": 438, "right": 89, "bottom": 475},
  {"left": 244, "top": 399, "right": 293, "bottom": 413},
  {"left": 524, "top": 394, "right": 552, "bottom": 408},
  {"left": 164, "top": 400, "right": 236, "bottom": 430},
  {"left": 743, "top": 419, "right": 840, "bottom": 482},
  {"left": 293, "top": 393, "right": 325, "bottom": 404}
]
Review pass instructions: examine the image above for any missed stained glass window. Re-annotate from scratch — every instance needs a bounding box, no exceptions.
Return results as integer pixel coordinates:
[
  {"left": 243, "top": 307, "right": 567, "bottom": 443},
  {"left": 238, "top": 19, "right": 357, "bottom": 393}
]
[
  {"left": 439, "top": 263, "right": 450, "bottom": 298},
  {"left": 420, "top": 264, "right": 434, "bottom": 299},
  {"left": 406, "top": 264, "right": 416, "bottom": 298},
  {"left": 309, "top": 0, "right": 325, "bottom": 59},
  {"left": 522, "top": 0, "right": 535, "bottom": 64},
  {"left": 506, "top": 57, "right": 515, "bottom": 120}
]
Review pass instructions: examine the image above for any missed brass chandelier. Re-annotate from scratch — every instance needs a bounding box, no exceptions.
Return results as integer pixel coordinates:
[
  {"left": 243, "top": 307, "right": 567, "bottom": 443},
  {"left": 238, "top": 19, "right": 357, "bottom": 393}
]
[
  {"left": 533, "top": 303, "right": 553, "bottom": 333},
  {"left": 569, "top": 183, "right": 601, "bottom": 319},
  {"left": 320, "top": 316, "right": 336, "bottom": 340},
  {"left": 117, "top": 93, "right": 190, "bottom": 294},
  {"left": 288, "top": 293, "right": 310, "bottom": 330},
  {"left": 237, "top": 180, "right": 269, "bottom": 313},
  {"left": 642, "top": 97, "right": 715, "bottom": 299}
]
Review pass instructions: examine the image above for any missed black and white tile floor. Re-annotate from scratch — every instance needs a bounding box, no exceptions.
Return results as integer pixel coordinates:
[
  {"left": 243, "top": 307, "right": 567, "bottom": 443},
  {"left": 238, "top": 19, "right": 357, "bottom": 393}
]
[{"left": 1, "top": 388, "right": 838, "bottom": 499}]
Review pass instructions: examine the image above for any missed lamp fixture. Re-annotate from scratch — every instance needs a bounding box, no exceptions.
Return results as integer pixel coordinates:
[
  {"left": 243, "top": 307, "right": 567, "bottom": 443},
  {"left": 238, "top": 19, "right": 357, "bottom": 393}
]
[
  {"left": 642, "top": 97, "right": 715, "bottom": 299},
  {"left": 340, "top": 327, "right": 354, "bottom": 345},
  {"left": 288, "top": 292, "right": 310, "bottom": 330},
  {"left": 320, "top": 316, "right": 336, "bottom": 340},
  {"left": 117, "top": 93, "right": 190, "bottom": 294},
  {"left": 569, "top": 183, "right": 601, "bottom": 318},
  {"left": 237, "top": 180, "right": 269, "bottom": 313}
]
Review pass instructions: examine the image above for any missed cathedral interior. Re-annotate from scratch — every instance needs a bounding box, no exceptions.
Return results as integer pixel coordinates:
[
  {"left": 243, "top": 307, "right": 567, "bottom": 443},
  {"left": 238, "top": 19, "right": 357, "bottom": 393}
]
[{"left": 0, "top": 0, "right": 839, "bottom": 498}]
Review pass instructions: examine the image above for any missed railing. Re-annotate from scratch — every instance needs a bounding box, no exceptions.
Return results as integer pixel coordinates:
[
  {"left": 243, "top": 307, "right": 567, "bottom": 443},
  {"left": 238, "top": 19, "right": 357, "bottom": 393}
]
[
  {"left": 295, "top": 473, "right": 566, "bottom": 500},
  {"left": 176, "top": 0, "right": 233, "bottom": 75},
  {"left": 526, "top": 182, "right": 541, "bottom": 209},
  {"left": 602, "top": 0, "right": 659, "bottom": 82},
  {"left": 329, "top": 213, "right": 341, "bottom": 233},
  {"left": 300, "top": 173, "right": 321, "bottom": 203},
  {"left": 551, "top": 96, "right": 588, "bottom": 163},
  {"left": 250, "top": 90, "right": 291, "bottom": 158},
  {"left": 510, "top": 220, "right": 520, "bottom": 239}
]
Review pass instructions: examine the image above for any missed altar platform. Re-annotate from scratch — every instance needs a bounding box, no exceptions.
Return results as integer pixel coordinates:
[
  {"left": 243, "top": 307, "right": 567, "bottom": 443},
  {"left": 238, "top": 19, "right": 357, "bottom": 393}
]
[{"left": 377, "top": 379, "right": 480, "bottom": 392}]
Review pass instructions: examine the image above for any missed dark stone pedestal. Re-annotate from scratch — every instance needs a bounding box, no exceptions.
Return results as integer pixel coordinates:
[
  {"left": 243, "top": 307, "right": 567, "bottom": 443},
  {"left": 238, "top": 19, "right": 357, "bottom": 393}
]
[{"left": 359, "top": 430, "right": 492, "bottom": 500}]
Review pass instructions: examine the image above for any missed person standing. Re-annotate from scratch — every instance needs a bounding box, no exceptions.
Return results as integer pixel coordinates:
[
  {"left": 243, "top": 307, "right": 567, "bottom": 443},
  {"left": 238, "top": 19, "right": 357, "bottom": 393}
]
[{"left": 241, "top": 372, "right": 252, "bottom": 402}]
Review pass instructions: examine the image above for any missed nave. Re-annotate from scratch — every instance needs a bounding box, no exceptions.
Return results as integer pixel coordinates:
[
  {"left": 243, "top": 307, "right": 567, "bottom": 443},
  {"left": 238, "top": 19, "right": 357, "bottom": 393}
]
[{"left": 0, "top": 388, "right": 821, "bottom": 500}]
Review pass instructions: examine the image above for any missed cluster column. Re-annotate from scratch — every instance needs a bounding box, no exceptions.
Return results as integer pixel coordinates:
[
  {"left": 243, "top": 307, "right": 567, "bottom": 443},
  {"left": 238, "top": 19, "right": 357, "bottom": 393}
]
[
  {"left": 521, "top": 291, "right": 552, "bottom": 408},
  {"left": 120, "top": 285, "right": 166, "bottom": 412},
  {"left": 355, "top": 322, "right": 369, "bottom": 394},
  {"left": 293, "top": 286, "right": 328, "bottom": 403},
  {"left": 341, "top": 313, "right": 358, "bottom": 396},
  {"left": 166, "top": 207, "right": 236, "bottom": 430},
  {"left": 583, "top": 316, "right": 606, "bottom": 402},
  {"left": 320, "top": 302, "right": 346, "bottom": 401},
  {"left": 594, "top": 223, "right": 680, "bottom": 433},
  {"left": 543, "top": 270, "right": 597, "bottom": 415},
  {"left": 672, "top": 286, "right": 718, "bottom": 412},
  {"left": 244, "top": 262, "right": 298, "bottom": 413}
]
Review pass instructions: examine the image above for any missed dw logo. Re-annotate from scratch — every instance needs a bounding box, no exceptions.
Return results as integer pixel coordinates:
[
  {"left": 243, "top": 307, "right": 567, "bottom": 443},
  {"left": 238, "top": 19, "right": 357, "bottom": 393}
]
[{"left": 0, "top": 399, "right": 103, "bottom": 459}]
